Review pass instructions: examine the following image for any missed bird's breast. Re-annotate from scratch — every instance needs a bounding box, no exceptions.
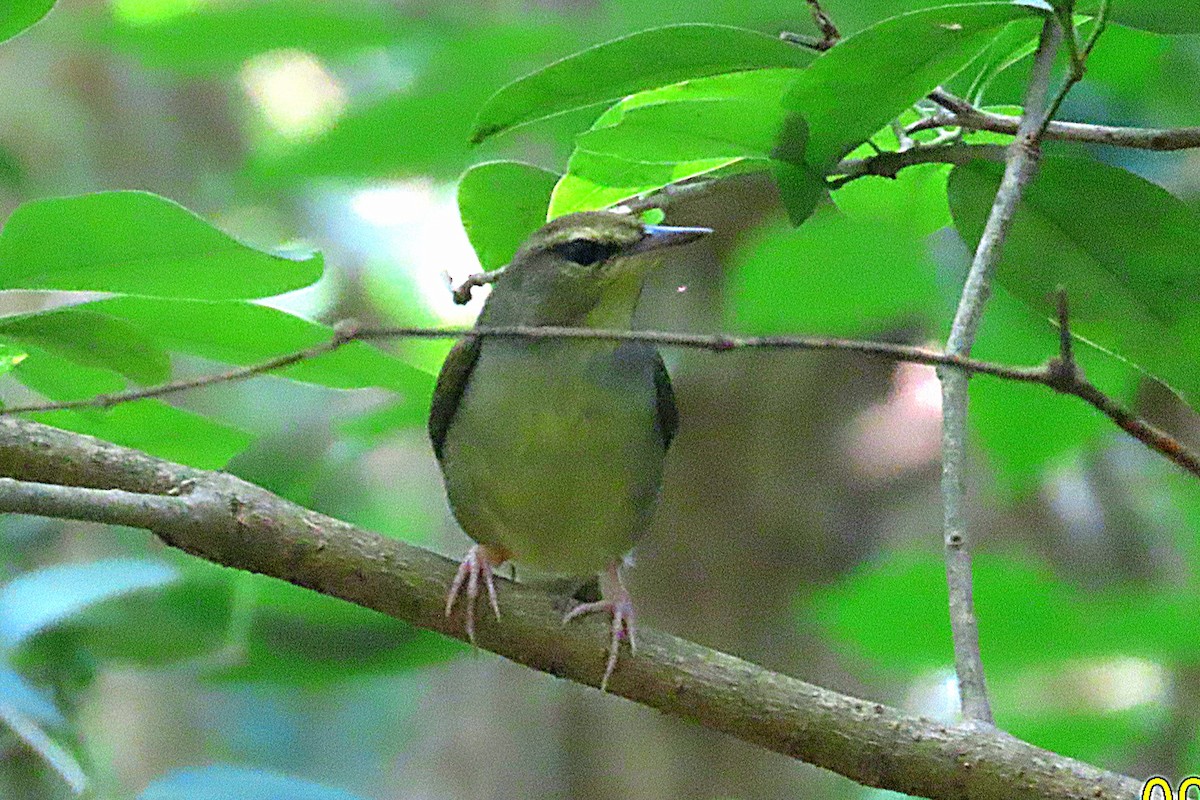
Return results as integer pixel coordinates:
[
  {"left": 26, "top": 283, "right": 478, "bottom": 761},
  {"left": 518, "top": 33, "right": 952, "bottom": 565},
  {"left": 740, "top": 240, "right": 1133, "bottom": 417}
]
[{"left": 439, "top": 340, "right": 666, "bottom": 574}]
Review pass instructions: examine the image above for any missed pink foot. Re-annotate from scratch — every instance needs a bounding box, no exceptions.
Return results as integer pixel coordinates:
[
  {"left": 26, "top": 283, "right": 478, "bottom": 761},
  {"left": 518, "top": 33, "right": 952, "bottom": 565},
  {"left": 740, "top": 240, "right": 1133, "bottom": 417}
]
[
  {"left": 563, "top": 562, "right": 636, "bottom": 691},
  {"left": 445, "top": 544, "right": 508, "bottom": 644}
]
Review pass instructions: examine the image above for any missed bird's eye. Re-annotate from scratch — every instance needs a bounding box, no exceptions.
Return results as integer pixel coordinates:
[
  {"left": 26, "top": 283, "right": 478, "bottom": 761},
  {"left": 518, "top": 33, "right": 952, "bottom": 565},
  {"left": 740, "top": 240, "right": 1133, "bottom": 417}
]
[{"left": 554, "top": 238, "right": 616, "bottom": 266}]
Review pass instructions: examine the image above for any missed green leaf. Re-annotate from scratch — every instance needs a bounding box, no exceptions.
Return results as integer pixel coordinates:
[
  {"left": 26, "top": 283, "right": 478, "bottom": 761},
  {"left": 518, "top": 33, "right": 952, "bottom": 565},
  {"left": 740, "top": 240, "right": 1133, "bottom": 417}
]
[
  {"left": 551, "top": 151, "right": 744, "bottom": 218},
  {"left": 0, "top": 191, "right": 322, "bottom": 299},
  {"left": 0, "top": 560, "right": 178, "bottom": 648},
  {"left": 811, "top": 550, "right": 1046, "bottom": 672},
  {"left": 253, "top": 23, "right": 570, "bottom": 183},
  {"left": 815, "top": 547, "right": 1200, "bottom": 675},
  {"left": 638, "top": 208, "right": 666, "bottom": 225},
  {"left": 42, "top": 573, "right": 234, "bottom": 666},
  {"left": 77, "top": 296, "right": 430, "bottom": 394},
  {"left": 458, "top": 161, "right": 559, "bottom": 271},
  {"left": 1078, "top": 0, "right": 1200, "bottom": 34},
  {"left": 0, "top": 341, "right": 27, "bottom": 378},
  {"left": 29, "top": 400, "right": 255, "bottom": 470},
  {"left": 0, "top": 0, "right": 55, "bottom": 44},
  {"left": 338, "top": 400, "right": 428, "bottom": 444},
  {"left": 470, "top": 24, "right": 813, "bottom": 144},
  {"left": 11, "top": 343, "right": 127, "bottom": 400},
  {"left": 0, "top": 307, "right": 171, "bottom": 385},
  {"left": 140, "top": 766, "right": 367, "bottom": 800},
  {"left": 772, "top": 159, "right": 827, "bottom": 227},
  {"left": 98, "top": 0, "right": 408, "bottom": 75},
  {"left": 968, "top": 287, "right": 1137, "bottom": 490},
  {"left": 0, "top": 704, "right": 87, "bottom": 794},
  {"left": 952, "top": 15, "right": 1045, "bottom": 100},
  {"left": 205, "top": 581, "right": 460, "bottom": 685},
  {"left": 549, "top": 69, "right": 799, "bottom": 216},
  {"left": 785, "top": 3, "right": 1037, "bottom": 168},
  {"left": 727, "top": 208, "right": 940, "bottom": 336},
  {"left": 947, "top": 156, "right": 1200, "bottom": 407},
  {"left": 0, "top": 664, "right": 63, "bottom": 727},
  {"left": 578, "top": 98, "right": 805, "bottom": 163},
  {"left": 832, "top": 162, "right": 954, "bottom": 237},
  {"left": 4, "top": 324, "right": 256, "bottom": 470}
]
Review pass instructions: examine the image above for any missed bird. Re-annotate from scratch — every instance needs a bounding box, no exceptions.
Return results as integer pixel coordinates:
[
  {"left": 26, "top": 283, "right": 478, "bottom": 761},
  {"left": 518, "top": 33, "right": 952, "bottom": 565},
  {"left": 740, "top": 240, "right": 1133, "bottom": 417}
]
[{"left": 429, "top": 210, "right": 711, "bottom": 689}]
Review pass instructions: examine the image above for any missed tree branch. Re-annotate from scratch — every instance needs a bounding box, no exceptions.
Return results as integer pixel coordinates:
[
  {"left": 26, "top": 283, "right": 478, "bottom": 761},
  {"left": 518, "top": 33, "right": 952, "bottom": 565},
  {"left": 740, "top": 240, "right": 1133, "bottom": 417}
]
[
  {"left": 938, "top": 16, "right": 1063, "bottom": 725},
  {"left": 452, "top": 268, "right": 505, "bottom": 305},
  {"left": 779, "top": 0, "right": 841, "bottom": 52},
  {"left": 0, "top": 417, "right": 1143, "bottom": 800},
  {"left": 5, "top": 322, "right": 1197, "bottom": 480},
  {"left": 829, "top": 143, "right": 1006, "bottom": 189},
  {"left": 0, "top": 321, "right": 364, "bottom": 415},
  {"left": 1036, "top": 0, "right": 1111, "bottom": 139},
  {"left": 907, "top": 105, "right": 1200, "bottom": 151},
  {"left": 779, "top": 9, "right": 1200, "bottom": 154}
]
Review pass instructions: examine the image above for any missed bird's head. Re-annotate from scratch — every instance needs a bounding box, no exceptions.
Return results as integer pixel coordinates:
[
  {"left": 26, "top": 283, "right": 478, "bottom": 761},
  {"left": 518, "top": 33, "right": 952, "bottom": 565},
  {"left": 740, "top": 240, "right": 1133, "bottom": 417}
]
[{"left": 483, "top": 211, "right": 711, "bottom": 327}]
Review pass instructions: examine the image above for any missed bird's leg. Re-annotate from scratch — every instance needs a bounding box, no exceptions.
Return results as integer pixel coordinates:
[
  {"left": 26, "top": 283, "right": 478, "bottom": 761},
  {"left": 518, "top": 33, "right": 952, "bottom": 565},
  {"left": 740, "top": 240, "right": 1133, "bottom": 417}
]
[
  {"left": 563, "top": 560, "right": 636, "bottom": 691},
  {"left": 445, "top": 544, "right": 509, "bottom": 644}
]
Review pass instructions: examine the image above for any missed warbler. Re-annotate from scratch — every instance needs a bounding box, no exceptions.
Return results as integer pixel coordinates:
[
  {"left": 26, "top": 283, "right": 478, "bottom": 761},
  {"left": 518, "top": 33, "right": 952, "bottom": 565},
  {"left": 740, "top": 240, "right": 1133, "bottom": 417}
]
[{"left": 430, "top": 210, "right": 710, "bottom": 688}]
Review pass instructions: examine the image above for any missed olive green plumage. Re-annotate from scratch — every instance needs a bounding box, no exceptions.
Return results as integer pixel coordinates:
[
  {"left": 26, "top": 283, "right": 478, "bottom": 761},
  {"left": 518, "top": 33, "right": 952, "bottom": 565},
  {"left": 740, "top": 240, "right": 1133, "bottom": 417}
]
[
  {"left": 432, "top": 211, "right": 708, "bottom": 685},
  {"left": 430, "top": 211, "right": 698, "bottom": 575}
]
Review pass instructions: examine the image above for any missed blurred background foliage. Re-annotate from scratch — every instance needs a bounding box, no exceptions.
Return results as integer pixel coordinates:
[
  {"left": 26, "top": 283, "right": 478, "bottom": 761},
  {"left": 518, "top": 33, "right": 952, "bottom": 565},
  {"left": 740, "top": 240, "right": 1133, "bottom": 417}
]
[{"left": 0, "top": 0, "right": 1198, "bottom": 798}]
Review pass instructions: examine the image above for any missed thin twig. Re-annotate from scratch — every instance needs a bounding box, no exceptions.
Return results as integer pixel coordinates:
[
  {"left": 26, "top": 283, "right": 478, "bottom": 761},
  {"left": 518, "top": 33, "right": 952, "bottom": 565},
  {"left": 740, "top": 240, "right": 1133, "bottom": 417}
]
[
  {"left": 806, "top": 0, "right": 840, "bottom": 47},
  {"left": 828, "top": 142, "right": 1005, "bottom": 190},
  {"left": 1, "top": 321, "right": 363, "bottom": 415},
  {"left": 584, "top": 143, "right": 999, "bottom": 251},
  {"left": 603, "top": 114, "right": 1200, "bottom": 227},
  {"left": 1037, "top": 0, "right": 1111, "bottom": 138},
  {"left": 452, "top": 268, "right": 505, "bottom": 305},
  {"left": 1080, "top": 0, "right": 1111, "bottom": 53},
  {"left": 560, "top": 85, "right": 1200, "bottom": 242},
  {"left": 907, "top": 105, "right": 1200, "bottom": 150},
  {"left": 1054, "top": 287, "right": 1074, "bottom": 368},
  {"left": 1044, "top": 291, "right": 1200, "bottom": 478},
  {"left": 4, "top": 320, "right": 1197, "bottom": 481},
  {"left": 927, "top": 87, "right": 978, "bottom": 116},
  {"left": 937, "top": 16, "right": 1064, "bottom": 725},
  {"left": 622, "top": 178, "right": 722, "bottom": 216},
  {"left": 779, "top": 0, "right": 841, "bottom": 52}
]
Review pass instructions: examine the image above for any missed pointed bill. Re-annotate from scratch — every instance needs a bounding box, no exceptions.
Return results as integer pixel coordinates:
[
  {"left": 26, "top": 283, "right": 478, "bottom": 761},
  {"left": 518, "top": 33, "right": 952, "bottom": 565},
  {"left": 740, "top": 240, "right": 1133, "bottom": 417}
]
[{"left": 629, "top": 224, "right": 712, "bottom": 255}]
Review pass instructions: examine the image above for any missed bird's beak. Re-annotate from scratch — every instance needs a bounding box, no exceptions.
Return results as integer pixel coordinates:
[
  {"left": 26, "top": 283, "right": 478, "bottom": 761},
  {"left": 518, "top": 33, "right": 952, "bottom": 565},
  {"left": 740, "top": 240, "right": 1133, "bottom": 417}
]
[{"left": 628, "top": 224, "right": 712, "bottom": 256}]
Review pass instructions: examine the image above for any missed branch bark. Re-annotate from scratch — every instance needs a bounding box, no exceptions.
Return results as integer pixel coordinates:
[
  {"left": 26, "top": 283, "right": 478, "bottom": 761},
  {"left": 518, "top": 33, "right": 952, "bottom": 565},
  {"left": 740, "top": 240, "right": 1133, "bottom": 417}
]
[
  {"left": 938, "top": 16, "right": 1063, "bottom": 725},
  {"left": 0, "top": 417, "right": 1142, "bottom": 800}
]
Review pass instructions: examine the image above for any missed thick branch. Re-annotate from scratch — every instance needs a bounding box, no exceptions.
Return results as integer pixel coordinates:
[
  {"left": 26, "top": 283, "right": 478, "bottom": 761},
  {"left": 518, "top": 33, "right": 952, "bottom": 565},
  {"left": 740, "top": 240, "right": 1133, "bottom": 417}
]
[
  {"left": 0, "top": 417, "right": 1141, "bottom": 800},
  {"left": 938, "top": 17, "right": 1063, "bottom": 725}
]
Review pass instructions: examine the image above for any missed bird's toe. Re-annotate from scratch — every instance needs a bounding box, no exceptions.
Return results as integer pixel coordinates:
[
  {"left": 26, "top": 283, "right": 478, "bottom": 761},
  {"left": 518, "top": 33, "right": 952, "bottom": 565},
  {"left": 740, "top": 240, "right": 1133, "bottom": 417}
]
[{"left": 445, "top": 544, "right": 508, "bottom": 644}]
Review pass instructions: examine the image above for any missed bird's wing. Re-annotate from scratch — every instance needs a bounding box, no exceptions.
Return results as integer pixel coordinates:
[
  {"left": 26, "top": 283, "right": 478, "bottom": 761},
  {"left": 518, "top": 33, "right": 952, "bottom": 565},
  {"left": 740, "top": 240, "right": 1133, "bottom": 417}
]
[
  {"left": 428, "top": 336, "right": 481, "bottom": 461},
  {"left": 653, "top": 352, "right": 679, "bottom": 450}
]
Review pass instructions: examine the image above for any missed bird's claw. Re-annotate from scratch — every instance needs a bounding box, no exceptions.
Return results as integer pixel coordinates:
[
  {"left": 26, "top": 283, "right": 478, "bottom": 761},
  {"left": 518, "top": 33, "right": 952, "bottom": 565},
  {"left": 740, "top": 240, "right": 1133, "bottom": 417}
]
[
  {"left": 563, "top": 564, "right": 636, "bottom": 691},
  {"left": 445, "top": 544, "right": 506, "bottom": 644}
]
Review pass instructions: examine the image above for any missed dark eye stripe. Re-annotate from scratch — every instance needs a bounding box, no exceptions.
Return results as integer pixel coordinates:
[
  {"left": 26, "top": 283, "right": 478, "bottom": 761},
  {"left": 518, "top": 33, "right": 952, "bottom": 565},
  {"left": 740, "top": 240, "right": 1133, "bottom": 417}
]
[{"left": 553, "top": 239, "right": 618, "bottom": 266}]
